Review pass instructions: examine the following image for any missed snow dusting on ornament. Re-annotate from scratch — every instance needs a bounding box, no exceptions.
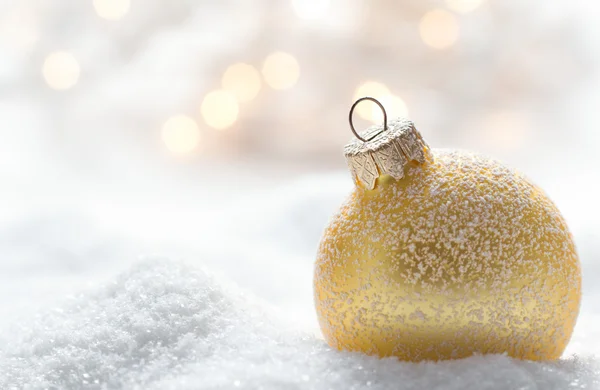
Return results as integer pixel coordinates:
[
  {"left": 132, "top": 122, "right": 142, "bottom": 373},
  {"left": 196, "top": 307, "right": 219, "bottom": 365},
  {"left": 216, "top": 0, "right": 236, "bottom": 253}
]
[{"left": 316, "top": 147, "right": 581, "bottom": 361}]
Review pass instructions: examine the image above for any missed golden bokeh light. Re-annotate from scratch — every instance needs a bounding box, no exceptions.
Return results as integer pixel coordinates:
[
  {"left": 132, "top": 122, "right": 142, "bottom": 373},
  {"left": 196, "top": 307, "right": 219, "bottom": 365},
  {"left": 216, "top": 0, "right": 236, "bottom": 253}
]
[
  {"left": 379, "top": 94, "right": 409, "bottom": 119},
  {"left": 481, "top": 111, "right": 531, "bottom": 149},
  {"left": 353, "top": 81, "right": 390, "bottom": 121},
  {"left": 200, "top": 90, "right": 239, "bottom": 130},
  {"left": 42, "top": 51, "right": 81, "bottom": 90},
  {"left": 291, "top": 0, "right": 331, "bottom": 21},
  {"left": 1, "top": 8, "right": 38, "bottom": 49},
  {"left": 162, "top": 115, "right": 201, "bottom": 155},
  {"left": 419, "top": 9, "right": 459, "bottom": 50},
  {"left": 221, "top": 63, "right": 261, "bottom": 102},
  {"left": 93, "top": 0, "right": 130, "bottom": 21},
  {"left": 446, "top": 0, "right": 484, "bottom": 14},
  {"left": 262, "top": 52, "right": 300, "bottom": 90}
]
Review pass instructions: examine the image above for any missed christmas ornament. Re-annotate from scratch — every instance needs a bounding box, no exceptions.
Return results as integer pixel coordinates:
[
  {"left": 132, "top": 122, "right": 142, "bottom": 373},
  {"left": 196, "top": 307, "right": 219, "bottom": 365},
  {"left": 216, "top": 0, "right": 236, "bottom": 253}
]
[{"left": 314, "top": 97, "right": 581, "bottom": 361}]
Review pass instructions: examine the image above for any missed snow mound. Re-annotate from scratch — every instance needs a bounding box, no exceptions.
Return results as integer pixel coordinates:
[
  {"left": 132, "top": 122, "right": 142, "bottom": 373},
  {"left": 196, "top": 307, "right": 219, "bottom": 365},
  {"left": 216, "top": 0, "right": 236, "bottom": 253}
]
[{"left": 1, "top": 260, "right": 598, "bottom": 390}]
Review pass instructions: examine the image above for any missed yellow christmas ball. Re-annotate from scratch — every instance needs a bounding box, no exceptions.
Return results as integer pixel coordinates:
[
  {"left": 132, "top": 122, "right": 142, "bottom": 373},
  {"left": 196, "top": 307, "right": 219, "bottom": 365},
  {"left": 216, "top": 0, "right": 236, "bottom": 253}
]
[{"left": 314, "top": 105, "right": 581, "bottom": 362}]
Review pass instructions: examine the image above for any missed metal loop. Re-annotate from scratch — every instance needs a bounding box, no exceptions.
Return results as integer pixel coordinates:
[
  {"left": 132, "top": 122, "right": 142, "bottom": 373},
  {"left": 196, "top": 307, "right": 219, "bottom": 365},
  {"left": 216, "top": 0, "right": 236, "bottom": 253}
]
[{"left": 348, "top": 97, "right": 388, "bottom": 142}]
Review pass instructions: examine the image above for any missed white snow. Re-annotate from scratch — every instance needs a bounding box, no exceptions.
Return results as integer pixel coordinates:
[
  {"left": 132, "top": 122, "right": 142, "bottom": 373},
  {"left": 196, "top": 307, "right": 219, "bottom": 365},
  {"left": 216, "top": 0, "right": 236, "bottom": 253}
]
[
  {"left": 0, "top": 0, "right": 599, "bottom": 387},
  {"left": 1, "top": 259, "right": 598, "bottom": 390},
  {"left": 0, "top": 172, "right": 598, "bottom": 389}
]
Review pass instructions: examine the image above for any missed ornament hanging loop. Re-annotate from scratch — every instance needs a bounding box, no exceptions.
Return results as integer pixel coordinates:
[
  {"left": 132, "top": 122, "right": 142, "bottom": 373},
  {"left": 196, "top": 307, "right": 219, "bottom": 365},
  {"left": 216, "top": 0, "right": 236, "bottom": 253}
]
[{"left": 349, "top": 97, "right": 388, "bottom": 143}]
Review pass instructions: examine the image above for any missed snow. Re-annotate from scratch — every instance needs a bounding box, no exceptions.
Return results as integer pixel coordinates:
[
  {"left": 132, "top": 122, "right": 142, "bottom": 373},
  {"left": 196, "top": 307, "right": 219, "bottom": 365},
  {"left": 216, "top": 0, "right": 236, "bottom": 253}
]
[
  {"left": 1, "top": 0, "right": 599, "bottom": 387},
  {"left": 1, "top": 260, "right": 598, "bottom": 390},
  {"left": 0, "top": 172, "right": 598, "bottom": 389}
]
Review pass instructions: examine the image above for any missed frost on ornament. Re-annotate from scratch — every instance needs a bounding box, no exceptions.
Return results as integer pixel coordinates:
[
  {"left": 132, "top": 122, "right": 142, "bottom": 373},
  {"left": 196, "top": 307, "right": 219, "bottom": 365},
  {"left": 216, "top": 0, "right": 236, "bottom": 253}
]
[{"left": 316, "top": 108, "right": 582, "bottom": 362}]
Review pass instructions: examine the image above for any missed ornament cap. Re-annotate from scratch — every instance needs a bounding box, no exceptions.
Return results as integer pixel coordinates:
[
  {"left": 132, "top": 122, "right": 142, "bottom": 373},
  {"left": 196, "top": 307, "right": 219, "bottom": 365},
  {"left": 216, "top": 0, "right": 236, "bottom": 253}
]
[{"left": 345, "top": 98, "right": 430, "bottom": 190}]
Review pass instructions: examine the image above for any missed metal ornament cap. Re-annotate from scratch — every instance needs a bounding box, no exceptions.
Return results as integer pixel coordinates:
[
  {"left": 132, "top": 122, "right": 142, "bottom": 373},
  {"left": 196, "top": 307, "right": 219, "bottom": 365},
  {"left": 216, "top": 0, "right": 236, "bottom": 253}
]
[{"left": 344, "top": 118, "right": 431, "bottom": 190}]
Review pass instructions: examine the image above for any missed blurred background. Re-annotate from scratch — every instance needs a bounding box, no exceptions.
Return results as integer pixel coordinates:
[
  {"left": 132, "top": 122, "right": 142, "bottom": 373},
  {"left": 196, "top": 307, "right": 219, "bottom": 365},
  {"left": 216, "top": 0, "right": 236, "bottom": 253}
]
[
  {"left": 1, "top": 0, "right": 599, "bottom": 198},
  {"left": 0, "top": 0, "right": 599, "bottom": 353}
]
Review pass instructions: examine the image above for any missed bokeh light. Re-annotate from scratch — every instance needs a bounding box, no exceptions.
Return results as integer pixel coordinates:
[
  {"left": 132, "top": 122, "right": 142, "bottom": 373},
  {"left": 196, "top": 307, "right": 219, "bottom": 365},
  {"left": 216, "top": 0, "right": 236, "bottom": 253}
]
[
  {"left": 42, "top": 51, "right": 81, "bottom": 90},
  {"left": 93, "top": 0, "right": 130, "bottom": 21},
  {"left": 419, "top": 9, "right": 460, "bottom": 50},
  {"left": 262, "top": 52, "right": 300, "bottom": 90},
  {"left": 221, "top": 63, "right": 261, "bottom": 102},
  {"left": 291, "top": 0, "right": 331, "bottom": 21},
  {"left": 446, "top": 0, "right": 484, "bottom": 14},
  {"left": 200, "top": 90, "right": 239, "bottom": 130},
  {"left": 162, "top": 115, "right": 201, "bottom": 155},
  {"left": 352, "top": 82, "right": 409, "bottom": 124},
  {"left": 1, "top": 8, "right": 38, "bottom": 49},
  {"left": 379, "top": 95, "right": 409, "bottom": 119},
  {"left": 481, "top": 111, "right": 531, "bottom": 149},
  {"left": 353, "top": 81, "right": 390, "bottom": 121}
]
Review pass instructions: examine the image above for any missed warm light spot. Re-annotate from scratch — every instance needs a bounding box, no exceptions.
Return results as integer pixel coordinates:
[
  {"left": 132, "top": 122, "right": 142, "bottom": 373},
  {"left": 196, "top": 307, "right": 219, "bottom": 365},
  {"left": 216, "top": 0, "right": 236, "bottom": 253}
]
[
  {"left": 291, "top": 0, "right": 331, "bottom": 21},
  {"left": 162, "top": 115, "right": 201, "bottom": 155},
  {"left": 221, "top": 63, "right": 261, "bottom": 102},
  {"left": 42, "top": 51, "right": 80, "bottom": 90},
  {"left": 200, "top": 90, "right": 239, "bottom": 130},
  {"left": 446, "top": 0, "right": 484, "bottom": 14},
  {"left": 262, "top": 51, "right": 300, "bottom": 90},
  {"left": 353, "top": 82, "right": 390, "bottom": 121},
  {"left": 379, "top": 95, "right": 409, "bottom": 119},
  {"left": 1, "top": 8, "right": 38, "bottom": 49},
  {"left": 93, "top": 0, "right": 130, "bottom": 21},
  {"left": 480, "top": 111, "right": 531, "bottom": 149},
  {"left": 419, "top": 9, "right": 459, "bottom": 50}
]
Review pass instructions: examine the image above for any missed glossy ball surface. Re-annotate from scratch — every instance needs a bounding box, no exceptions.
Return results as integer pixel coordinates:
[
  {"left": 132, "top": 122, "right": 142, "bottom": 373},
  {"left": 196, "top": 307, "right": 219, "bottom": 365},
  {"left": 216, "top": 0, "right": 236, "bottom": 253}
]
[{"left": 314, "top": 149, "right": 581, "bottom": 361}]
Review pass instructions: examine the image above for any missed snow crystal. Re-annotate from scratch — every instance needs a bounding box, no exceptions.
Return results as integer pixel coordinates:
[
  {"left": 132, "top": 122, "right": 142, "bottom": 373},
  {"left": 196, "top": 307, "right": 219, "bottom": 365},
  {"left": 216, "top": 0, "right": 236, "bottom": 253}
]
[{"left": 0, "top": 259, "right": 597, "bottom": 390}]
